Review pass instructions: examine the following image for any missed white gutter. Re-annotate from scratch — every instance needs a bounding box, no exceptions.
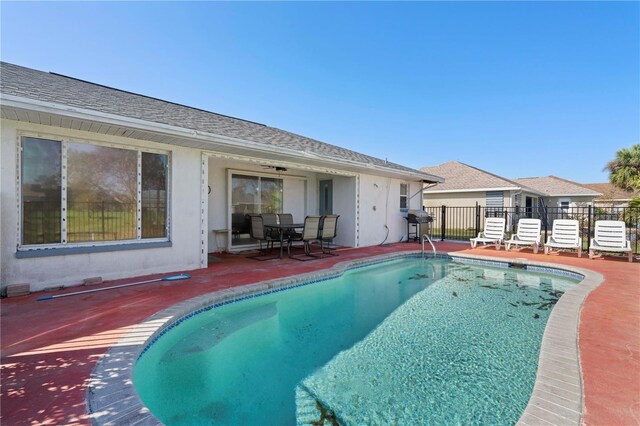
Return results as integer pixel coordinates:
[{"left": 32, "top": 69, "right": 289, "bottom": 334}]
[
  {"left": 545, "top": 193, "right": 603, "bottom": 197},
  {"left": 1, "top": 94, "right": 443, "bottom": 183},
  {"left": 424, "top": 186, "right": 547, "bottom": 197}
]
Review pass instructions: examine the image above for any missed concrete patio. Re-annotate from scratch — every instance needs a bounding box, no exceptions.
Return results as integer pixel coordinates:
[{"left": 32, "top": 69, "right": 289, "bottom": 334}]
[{"left": 1, "top": 242, "right": 638, "bottom": 425}]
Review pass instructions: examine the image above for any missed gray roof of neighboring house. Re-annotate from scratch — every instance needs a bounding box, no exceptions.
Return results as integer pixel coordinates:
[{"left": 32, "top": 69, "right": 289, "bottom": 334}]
[
  {"left": 420, "top": 161, "right": 541, "bottom": 194},
  {"left": 512, "top": 176, "right": 601, "bottom": 197},
  {"left": 582, "top": 183, "right": 638, "bottom": 201},
  {"left": 0, "top": 62, "right": 441, "bottom": 181}
]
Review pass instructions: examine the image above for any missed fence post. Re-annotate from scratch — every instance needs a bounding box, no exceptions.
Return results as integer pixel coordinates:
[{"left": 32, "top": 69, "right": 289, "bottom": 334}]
[
  {"left": 586, "top": 204, "right": 592, "bottom": 251},
  {"left": 441, "top": 205, "right": 446, "bottom": 241},
  {"left": 102, "top": 201, "right": 106, "bottom": 240},
  {"left": 475, "top": 203, "right": 480, "bottom": 237}
]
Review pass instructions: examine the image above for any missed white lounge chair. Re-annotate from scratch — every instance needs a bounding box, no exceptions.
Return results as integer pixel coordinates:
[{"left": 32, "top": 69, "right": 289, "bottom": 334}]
[
  {"left": 589, "top": 220, "right": 633, "bottom": 263},
  {"left": 470, "top": 217, "right": 506, "bottom": 250},
  {"left": 506, "top": 219, "right": 542, "bottom": 253},
  {"left": 544, "top": 219, "right": 582, "bottom": 257}
]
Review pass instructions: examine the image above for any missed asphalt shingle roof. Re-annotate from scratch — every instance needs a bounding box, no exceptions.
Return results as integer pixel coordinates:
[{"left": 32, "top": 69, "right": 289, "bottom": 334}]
[
  {"left": 0, "top": 62, "right": 437, "bottom": 180},
  {"left": 420, "top": 161, "right": 528, "bottom": 192},
  {"left": 512, "top": 176, "right": 601, "bottom": 197},
  {"left": 582, "top": 183, "right": 637, "bottom": 201}
]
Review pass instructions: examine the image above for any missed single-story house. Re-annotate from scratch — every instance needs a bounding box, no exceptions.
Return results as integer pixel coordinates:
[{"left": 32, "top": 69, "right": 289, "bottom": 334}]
[
  {"left": 420, "top": 161, "right": 546, "bottom": 213},
  {"left": 582, "top": 183, "right": 639, "bottom": 208},
  {"left": 421, "top": 161, "right": 601, "bottom": 212},
  {"left": 0, "top": 62, "right": 443, "bottom": 292},
  {"left": 512, "top": 176, "right": 602, "bottom": 211}
]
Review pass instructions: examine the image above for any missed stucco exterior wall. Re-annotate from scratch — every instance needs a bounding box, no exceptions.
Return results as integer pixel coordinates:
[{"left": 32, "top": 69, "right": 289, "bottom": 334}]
[
  {"left": 1, "top": 119, "right": 203, "bottom": 291},
  {"left": 1, "top": 118, "right": 429, "bottom": 292},
  {"left": 545, "top": 196, "right": 594, "bottom": 208},
  {"left": 423, "top": 191, "right": 487, "bottom": 208},
  {"left": 323, "top": 174, "right": 357, "bottom": 248},
  {"left": 593, "top": 200, "right": 630, "bottom": 209},
  {"left": 358, "top": 175, "right": 423, "bottom": 246}
]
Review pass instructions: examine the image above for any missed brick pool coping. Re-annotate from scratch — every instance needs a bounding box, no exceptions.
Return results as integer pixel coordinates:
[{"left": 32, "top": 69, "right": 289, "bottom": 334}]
[{"left": 86, "top": 251, "right": 603, "bottom": 425}]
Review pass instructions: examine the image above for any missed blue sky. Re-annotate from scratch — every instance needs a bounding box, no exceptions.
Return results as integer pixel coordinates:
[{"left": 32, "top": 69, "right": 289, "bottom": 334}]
[{"left": 2, "top": 1, "right": 638, "bottom": 183}]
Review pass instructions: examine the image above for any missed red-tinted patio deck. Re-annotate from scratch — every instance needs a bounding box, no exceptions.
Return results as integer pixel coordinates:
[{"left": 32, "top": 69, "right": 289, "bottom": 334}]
[{"left": 1, "top": 242, "right": 638, "bottom": 425}]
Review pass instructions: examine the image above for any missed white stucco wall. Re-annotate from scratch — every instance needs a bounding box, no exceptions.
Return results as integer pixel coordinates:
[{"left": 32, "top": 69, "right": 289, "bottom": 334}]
[
  {"left": 423, "top": 191, "right": 487, "bottom": 208},
  {"left": 1, "top": 119, "right": 203, "bottom": 292},
  {"left": 358, "top": 175, "right": 423, "bottom": 246},
  {"left": 317, "top": 174, "right": 357, "bottom": 248},
  {"left": 545, "top": 196, "right": 594, "bottom": 208},
  {"left": 1, "top": 118, "right": 432, "bottom": 292}
]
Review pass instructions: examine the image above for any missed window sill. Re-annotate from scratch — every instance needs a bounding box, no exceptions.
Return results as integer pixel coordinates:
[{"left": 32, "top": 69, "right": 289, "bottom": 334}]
[{"left": 15, "top": 241, "right": 172, "bottom": 259}]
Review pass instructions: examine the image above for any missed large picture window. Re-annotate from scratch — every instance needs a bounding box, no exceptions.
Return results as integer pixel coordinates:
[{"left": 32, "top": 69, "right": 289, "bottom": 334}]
[
  {"left": 20, "top": 136, "right": 169, "bottom": 248},
  {"left": 230, "top": 174, "right": 283, "bottom": 246}
]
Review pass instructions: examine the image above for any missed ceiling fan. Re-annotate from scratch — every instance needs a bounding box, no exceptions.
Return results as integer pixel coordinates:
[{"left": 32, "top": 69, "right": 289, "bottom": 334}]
[{"left": 261, "top": 165, "right": 288, "bottom": 172}]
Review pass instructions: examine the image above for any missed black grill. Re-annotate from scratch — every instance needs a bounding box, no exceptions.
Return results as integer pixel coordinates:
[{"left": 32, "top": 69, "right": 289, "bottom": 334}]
[
  {"left": 405, "top": 211, "right": 433, "bottom": 242},
  {"left": 407, "top": 209, "right": 433, "bottom": 223},
  {"left": 407, "top": 214, "right": 433, "bottom": 224}
]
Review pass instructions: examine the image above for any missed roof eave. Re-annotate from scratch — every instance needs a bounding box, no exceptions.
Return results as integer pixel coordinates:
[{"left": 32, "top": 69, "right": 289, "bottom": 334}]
[
  {"left": 545, "top": 193, "right": 602, "bottom": 197},
  {"left": 424, "top": 186, "right": 523, "bottom": 194},
  {"left": 1, "top": 94, "right": 438, "bottom": 181}
]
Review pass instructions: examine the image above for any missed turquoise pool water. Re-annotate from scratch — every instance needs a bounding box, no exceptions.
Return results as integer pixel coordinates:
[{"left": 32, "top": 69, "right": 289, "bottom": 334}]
[{"left": 133, "top": 258, "right": 579, "bottom": 425}]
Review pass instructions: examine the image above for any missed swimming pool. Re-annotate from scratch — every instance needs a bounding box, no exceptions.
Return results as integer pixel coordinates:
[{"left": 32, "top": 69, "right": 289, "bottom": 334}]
[{"left": 132, "top": 257, "right": 580, "bottom": 425}]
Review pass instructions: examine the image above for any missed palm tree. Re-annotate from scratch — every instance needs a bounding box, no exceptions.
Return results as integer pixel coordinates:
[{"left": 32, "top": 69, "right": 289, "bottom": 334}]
[{"left": 605, "top": 145, "right": 640, "bottom": 195}]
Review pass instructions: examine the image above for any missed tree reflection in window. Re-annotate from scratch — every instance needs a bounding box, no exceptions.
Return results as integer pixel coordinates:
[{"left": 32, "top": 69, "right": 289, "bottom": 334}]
[
  {"left": 20, "top": 136, "right": 170, "bottom": 246},
  {"left": 21, "top": 137, "right": 62, "bottom": 244},
  {"left": 142, "top": 152, "right": 168, "bottom": 238},
  {"left": 67, "top": 143, "right": 137, "bottom": 242}
]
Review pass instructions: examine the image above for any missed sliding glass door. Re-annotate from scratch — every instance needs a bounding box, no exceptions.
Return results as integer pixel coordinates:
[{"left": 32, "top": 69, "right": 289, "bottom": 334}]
[{"left": 231, "top": 174, "right": 283, "bottom": 246}]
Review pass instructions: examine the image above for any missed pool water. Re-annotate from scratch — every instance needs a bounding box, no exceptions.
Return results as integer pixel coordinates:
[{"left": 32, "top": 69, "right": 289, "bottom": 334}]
[{"left": 133, "top": 258, "right": 579, "bottom": 425}]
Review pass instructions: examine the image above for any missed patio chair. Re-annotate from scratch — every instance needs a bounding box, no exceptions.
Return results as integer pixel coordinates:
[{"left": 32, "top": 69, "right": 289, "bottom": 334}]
[
  {"left": 319, "top": 215, "right": 340, "bottom": 256},
  {"left": 470, "top": 217, "right": 505, "bottom": 250},
  {"left": 288, "top": 216, "right": 322, "bottom": 260},
  {"left": 278, "top": 213, "right": 293, "bottom": 225},
  {"left": 505, "top": 219, "right": 541, "bottom": 253},
  {"left": 278, "top": 213, "right": 301, "bottom": 240},
  {"left": 247, "top": 215, "right": 277, "bottom": 260},
  {"left": 544, "top": 219, "right": 582, "bottom": 257},
  {"left": 261, "top": 213, "right": 280, "bottom": 239},
  {"left": 589, "top": 220, "right": 633, "bottom": 263}
]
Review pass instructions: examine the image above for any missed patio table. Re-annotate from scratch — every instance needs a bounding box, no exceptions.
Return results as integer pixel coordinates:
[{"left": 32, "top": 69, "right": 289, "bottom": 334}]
[{"left": 264, "top": 223, "right": 305, "bottom": 259}]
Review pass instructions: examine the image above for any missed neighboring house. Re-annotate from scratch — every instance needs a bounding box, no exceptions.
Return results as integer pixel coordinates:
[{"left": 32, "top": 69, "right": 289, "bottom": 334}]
[
  {"left": 512, "top": 176, "right": 601, "bottom": 212},
  {"left": 420, "top": 161, "right": 545, "bottom": 213},
  {"left": 0, "top": 62, "right": 443, "bottom": 291},
  {"left": 421, "top": 162, "right": 601, "bottom": 212},
  {"left": 582, "top": 183, "right": 639, "bottom": 208}
]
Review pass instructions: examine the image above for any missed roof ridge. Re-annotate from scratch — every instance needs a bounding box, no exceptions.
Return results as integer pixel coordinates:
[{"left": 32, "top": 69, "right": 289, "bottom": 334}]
[
  {"left": 424, "top": 160, "right": 522, "bottom": 188},
  {"left": 547, "top": 175, "right": 586, "bottom": 187},
  {"left": 455, "top": 161, "right": 527, "bottom": 188}
]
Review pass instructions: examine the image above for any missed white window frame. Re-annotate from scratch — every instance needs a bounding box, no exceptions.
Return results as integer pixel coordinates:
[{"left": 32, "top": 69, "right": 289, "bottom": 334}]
[
  {"left": 17, "top": 133, "right": 171, "bottom": 251},
  {"left": 226, "top": 168, "right": 307, "bottom": 250},
  {"left": 400, "top": 183, "right": 409, "bottom": 211},
  {"left": 559, "top": 199, "right": 571, "bottom": 215}
]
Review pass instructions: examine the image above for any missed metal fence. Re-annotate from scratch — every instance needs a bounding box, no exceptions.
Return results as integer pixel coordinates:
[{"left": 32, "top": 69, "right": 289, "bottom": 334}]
[
  {"left": 422, "top": 205, "right": 640, "bottom": 254},
  {"left": 23, "top": 201, "right": 166, "bottom": 244}
]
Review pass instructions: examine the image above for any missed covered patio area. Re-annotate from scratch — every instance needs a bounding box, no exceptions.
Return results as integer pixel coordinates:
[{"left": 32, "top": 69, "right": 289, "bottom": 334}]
[{"left": 1, "top": 242, "right": 638, "bottom": 425}]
